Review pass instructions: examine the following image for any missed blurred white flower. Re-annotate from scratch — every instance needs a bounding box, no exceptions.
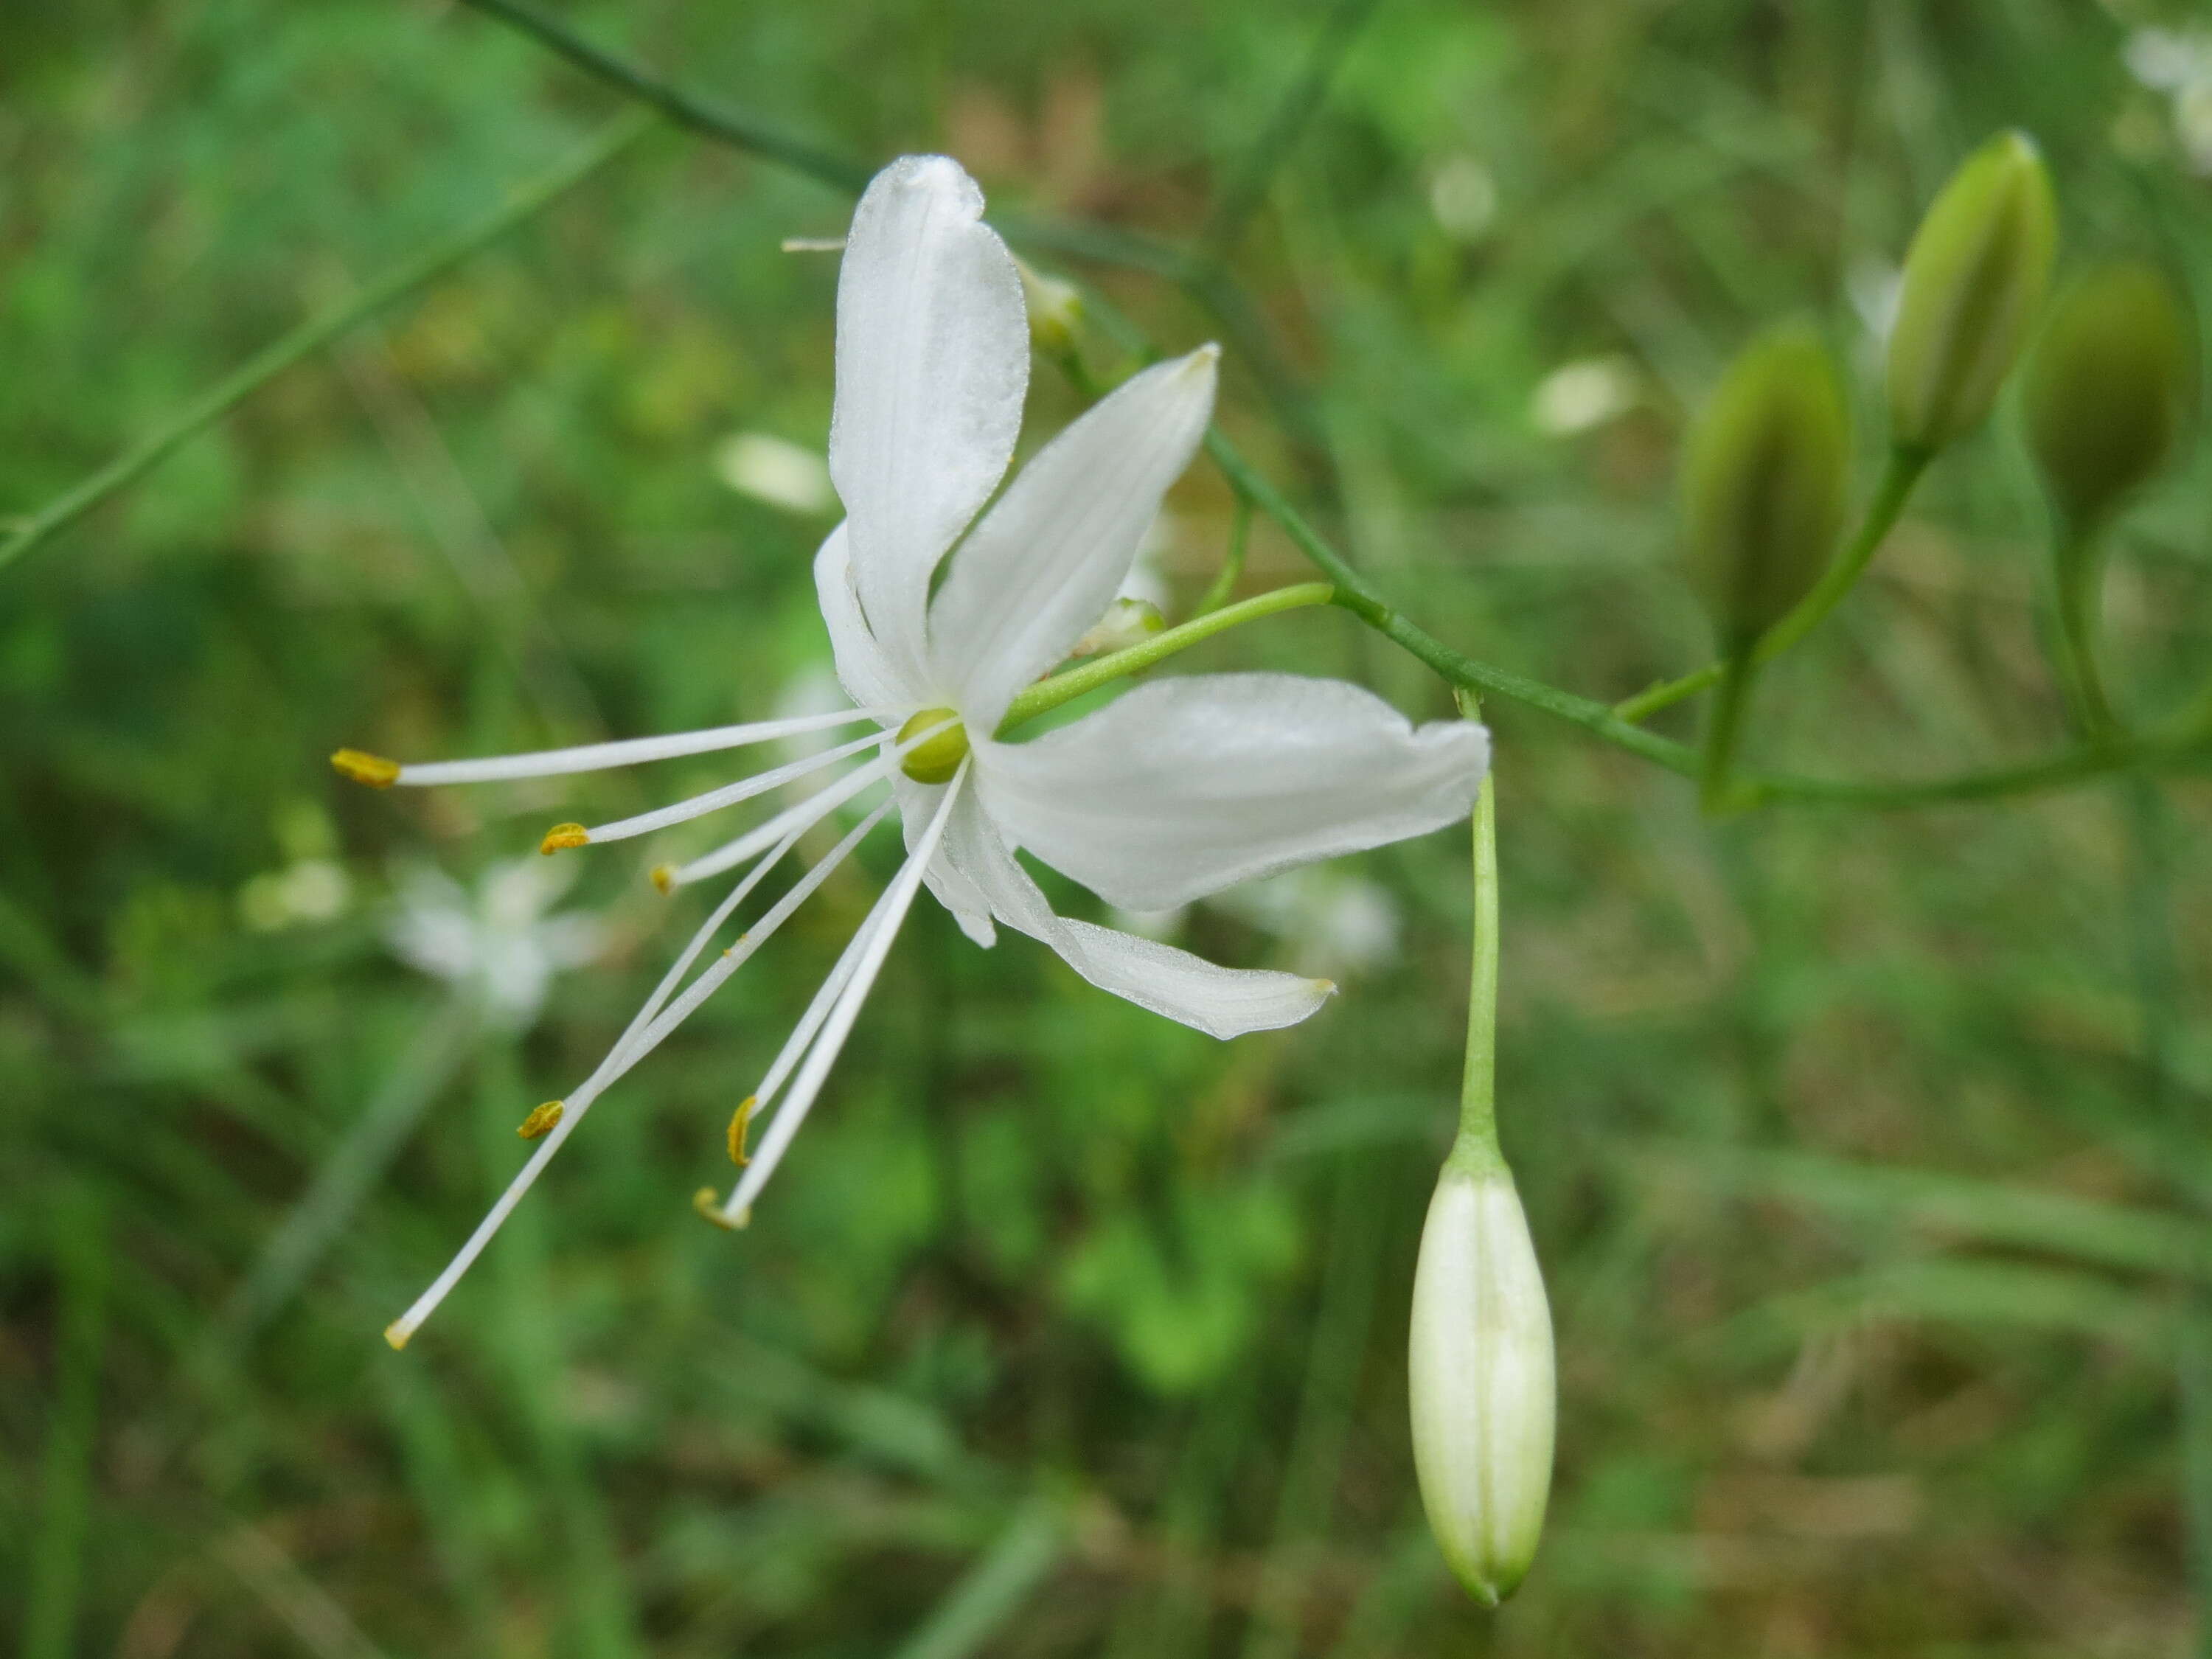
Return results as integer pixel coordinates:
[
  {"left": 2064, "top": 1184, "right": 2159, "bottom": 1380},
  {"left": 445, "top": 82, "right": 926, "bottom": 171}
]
[
  {"left": 238, "top": 858, "right": 352, "bottom": 932},
  {"left": 1210, "top": 866, "right": 1402, "bottom": 978},
  {"left": 714, "top": 431, "right": 838, "bottom": 515},
  {"left": 1110, "top": 867, "right": 1403, "bottom": 980},
  {"left": 1428, "top": 154, "right": 1499, "bottom": 243},
  {"left": 2125, "top": 27, "right": 2212, "bottom": 174},
  {"left": 386, "top": 858, "right": 608, "bottom": 1029},
  {"left": 1531, "top": 356, "right": 1639, "bottom": 437}
]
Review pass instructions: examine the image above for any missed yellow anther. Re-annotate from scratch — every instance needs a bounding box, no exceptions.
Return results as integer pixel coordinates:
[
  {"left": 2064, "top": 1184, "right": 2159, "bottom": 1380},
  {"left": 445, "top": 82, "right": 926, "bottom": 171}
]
[
  {"left": 517, "top": 1100, "right": 566, "bottom": 1140},
  {"left": 331, "top": 749, "right": 401, "bottom": 789},
  {"left": 540, "top": 822, "right": 590, "bottom": 855},
  {"left": 650, "top": 863, "right": 675, "bottom": 894},
  {"left": 692, "top": 1187, "right": 750, "bottom": 1231},
  {"left": 383, "top": 1322, "right": 411, "bottom": 1351},
  {"left": 727, "top": 1096, "right": 757, "bottom": 1166}
]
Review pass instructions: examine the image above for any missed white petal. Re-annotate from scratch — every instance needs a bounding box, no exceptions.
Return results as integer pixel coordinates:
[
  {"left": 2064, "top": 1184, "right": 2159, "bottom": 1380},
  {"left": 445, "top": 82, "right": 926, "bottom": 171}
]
[
  {"left": 975, "top": 674, "right": 1489, "bottom": 912},
  {"left": 928, "top": 348, "right": 1218, "bottom": 731},
  {"left": 894, "top": 773, "right": 996, "bottom": 947},
  {"left": 813, "top": 523, "right": 916, "bottom": 711},
  {"left": 830, "top": 156, "right": 1028, "bottom": 689},
  {"left": 936, "top": 781, "right": 1333, "bottom": 1039},
  {"left": 1054, "top": 919, "right": 1334, "bottom": 1038}
]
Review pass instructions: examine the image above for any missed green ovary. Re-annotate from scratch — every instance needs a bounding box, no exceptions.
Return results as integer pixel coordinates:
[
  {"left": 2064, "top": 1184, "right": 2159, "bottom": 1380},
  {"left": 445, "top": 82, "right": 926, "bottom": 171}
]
[{"left": 897, "top": 707, "right": 970, "bottom": 784}]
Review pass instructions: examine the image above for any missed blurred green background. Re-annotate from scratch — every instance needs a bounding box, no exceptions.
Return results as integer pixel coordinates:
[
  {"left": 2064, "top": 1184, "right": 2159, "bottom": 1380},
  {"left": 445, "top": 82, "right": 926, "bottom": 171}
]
[{"left": 6, "top": 0, "right": 2212, "bottom": 1654}]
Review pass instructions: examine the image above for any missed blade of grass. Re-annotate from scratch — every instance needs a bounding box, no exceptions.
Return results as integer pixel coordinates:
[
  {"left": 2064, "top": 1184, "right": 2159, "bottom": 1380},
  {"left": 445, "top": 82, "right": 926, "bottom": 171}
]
[
  {"left": 22, "top": 1186, "right": 109, "bottom": 1659},
  {"left": 222, "top": 994, "right": 477, "bottom": 1337},
  {"left": 888, "top": 1495, "right": 1069, "bottom": 1659},
  {"left": 0, "top": 111, "right": 651, "bottom": 575}
]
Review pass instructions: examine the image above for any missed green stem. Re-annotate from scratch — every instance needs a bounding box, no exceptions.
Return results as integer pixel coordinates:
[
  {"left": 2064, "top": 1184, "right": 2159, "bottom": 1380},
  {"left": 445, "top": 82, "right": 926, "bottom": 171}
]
[
  {"left": 995, "top": 582, "right": 1335, "bottom": 734},
  {"left": 454, "top": 0, "right": 872, "bottom": 189},
  {"left": 1199, "top": 422, "right": 2212, "bottom": 807},
  {"left": 1450, "top": 744, "right": 1502, "bottom": 1174},
  {"left": 1700, "top": 648, "right": 1759, "bottom": 816},
  {"left": 1201, "top": 428, "right": 1703, "bottom": 775},
  {"left": 1615, "top": 444, "right": 1933, "bottom": 724},
  {"left": 2049, "top": 523, "right": 2118, "bottom": 738},
  {"left": 0, "top": 113, "right": 650, "bottom": 576},
  {"left": 1193, "top": 492, "right": 1252, "bottom": 617}
]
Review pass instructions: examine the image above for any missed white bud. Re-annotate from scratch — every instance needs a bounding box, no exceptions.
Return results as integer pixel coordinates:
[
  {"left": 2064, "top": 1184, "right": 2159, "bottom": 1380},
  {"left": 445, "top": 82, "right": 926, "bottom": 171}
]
[
  {"left": 1408, "top": 1157, "right": 1555, "bottom": 1605},
  {"left": 1015, "top": 258, "right": 1085, "bottom": 355},
  {"left": 1070, "top": 595, "right": 1166, "bottom": 658}
]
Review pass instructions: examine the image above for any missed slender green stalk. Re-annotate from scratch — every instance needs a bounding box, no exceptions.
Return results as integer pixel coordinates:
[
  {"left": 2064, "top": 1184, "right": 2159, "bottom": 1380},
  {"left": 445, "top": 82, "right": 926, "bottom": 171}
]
[
  {"left": 1615, "top": 445, "right": 1933, "bottom": 724},
  {"left": 1201, "top": 423, "right": 2205, "bottom": 808},
  {"left": 1450, "top": 735, "right": 1502, "bottom": 1173},
  {"left": 0, "top": 113, "right": 650, "bottom": 575},
  {"left": 1193, "top": 493, "right": 1253, "bottom": 617},
  {"left": 1206, "top": 429, "right": 1705, "bottom": 776},
  {"left": 1699, "top": 649, "right": 1759, "bottom": 816},
  {"left": 2048, "top": 523, "right": 2118, "bottom": 737},
  {"left": 996, "top": 582, "right": 1336, "bottom": 733},
  {"left": 448, "top": 0, "right": 1342, "bottom": 465},
  {"left": 454, "top": 0, "right": 871, "bottom": 188}
]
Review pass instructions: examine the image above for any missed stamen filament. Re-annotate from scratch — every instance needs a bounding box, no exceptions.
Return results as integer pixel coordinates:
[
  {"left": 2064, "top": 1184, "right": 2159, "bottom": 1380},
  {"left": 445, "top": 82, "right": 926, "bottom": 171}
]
[
  {"left": 566, "top": 729, "right": 884, "bottom": 846},
  {"left": 372, "top": 709, "right": 888, "bottom": 787},
  {"left": 720, "top": 762, "right": 967, "bottom": 1222},
  {"left": 666, "top": 754, "right": 898, "bottom": 889},
  {"left": 381, "top": 799, "right": 890, "bottom": 1345},
  {"left": 665, "top": 714, "right": 959, "bottom": 888}
]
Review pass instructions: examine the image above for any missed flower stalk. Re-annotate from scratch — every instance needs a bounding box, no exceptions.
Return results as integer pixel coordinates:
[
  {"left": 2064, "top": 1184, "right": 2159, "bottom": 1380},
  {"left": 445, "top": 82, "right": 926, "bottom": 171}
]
[
  {"left": 1455, "top": 733, "right": 1500, "bottom": 1167},
  {"left": 1617, "top": 443, "right": 1931, "bottom": 726},
  {"left": 995, "top": 581, "right": 1337, "bottom": 734},
  {"left": 1411, "top": 739, "right": 1556, "bottom": 1604}
]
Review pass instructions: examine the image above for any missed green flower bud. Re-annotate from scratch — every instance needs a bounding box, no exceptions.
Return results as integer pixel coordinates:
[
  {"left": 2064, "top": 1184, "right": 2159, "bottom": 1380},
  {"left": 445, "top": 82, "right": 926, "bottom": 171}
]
[
  {"left": 1680, "top": 327, "right": 1851, "bottom": 644},
  {"left": 1408, "top": 1157, "right": 1555, "bottom": 1607},
  {"left": 2023, "top": 262, "right": 2196, "bottom": 533},
  {"left": 1886, "top": 131, "right": 2059, "bottom": 451}
]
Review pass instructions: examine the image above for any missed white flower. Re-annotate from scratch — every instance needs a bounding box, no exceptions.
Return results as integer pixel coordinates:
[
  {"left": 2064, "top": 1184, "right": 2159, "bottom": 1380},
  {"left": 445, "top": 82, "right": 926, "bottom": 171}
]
[
  {"left": 353, "top": 155, "right": 1489, "bottom": 1345},
  {"left": 386, "top": 858, "right": 606, "bottom": 1029},
  {"left": 1209, "top": 866, "right": 1402, "bottom": 978},
  {"left": 1530, "top": 355, "right": 1639, "bottom": 437},
  {"left": 713, "top": 431, "right": 837, "bottom": 516},
  {"left": 1408, "top": 1158, "right": 1555, "bottom": 1606}
]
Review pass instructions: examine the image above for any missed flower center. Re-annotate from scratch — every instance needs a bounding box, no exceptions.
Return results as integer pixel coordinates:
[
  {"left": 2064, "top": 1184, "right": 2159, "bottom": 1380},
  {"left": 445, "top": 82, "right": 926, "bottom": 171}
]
[{"left": 897, "top": 707, "right": 970, "bottom": 784}]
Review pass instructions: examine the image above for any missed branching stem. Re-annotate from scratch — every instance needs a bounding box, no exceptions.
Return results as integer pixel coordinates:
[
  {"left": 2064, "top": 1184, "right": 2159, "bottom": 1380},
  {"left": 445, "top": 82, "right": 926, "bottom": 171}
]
[{"left": 1615, "top": 445, "right": 1933, "bottom": 724}]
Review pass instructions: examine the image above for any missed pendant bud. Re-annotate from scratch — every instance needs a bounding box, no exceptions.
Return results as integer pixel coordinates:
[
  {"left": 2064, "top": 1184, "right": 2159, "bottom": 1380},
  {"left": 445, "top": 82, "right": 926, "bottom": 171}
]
[
  {"left": 2023, "top": 261, "right": 2196, "bottom": 534},
  {"left": 1680, "top": 327, "right": 1851, "bottom": 644},
  {"left": 1885, "top": 131, "right": 2058, "bottom": 452},
  {"left": 1408, "top": 1153, "right": 1555, "bottom": 1607}
]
